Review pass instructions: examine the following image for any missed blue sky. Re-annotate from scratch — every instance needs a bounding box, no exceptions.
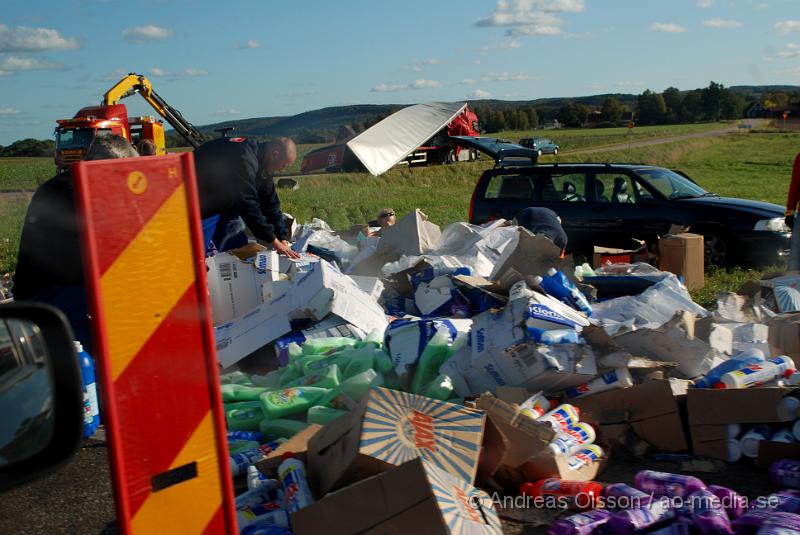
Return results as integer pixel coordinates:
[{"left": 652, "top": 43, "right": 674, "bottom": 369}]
[{"left": 1, "top": 0, "right": 799, "bottom": 144}]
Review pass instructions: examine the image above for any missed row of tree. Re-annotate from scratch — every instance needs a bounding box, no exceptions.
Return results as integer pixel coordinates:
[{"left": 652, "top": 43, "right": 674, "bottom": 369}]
[{"left": 0, "top": 138, "right": 56, "bottom": 158}]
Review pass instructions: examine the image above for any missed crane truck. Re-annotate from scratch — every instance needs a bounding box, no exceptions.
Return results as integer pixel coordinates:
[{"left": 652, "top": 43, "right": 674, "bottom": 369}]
[{"left": 54, "top": 73, "right": 206, "bottom": 171}]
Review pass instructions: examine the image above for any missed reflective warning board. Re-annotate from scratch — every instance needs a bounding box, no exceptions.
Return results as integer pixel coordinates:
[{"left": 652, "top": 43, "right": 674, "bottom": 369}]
[{"left": 73, "top": 153, "right": 236, "bottom": 534}]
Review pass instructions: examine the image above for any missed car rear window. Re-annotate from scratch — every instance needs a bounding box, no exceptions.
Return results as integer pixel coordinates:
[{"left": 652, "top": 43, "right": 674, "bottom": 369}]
[{"left": 484, "top": 174, "right": 535, "bottom": 199}]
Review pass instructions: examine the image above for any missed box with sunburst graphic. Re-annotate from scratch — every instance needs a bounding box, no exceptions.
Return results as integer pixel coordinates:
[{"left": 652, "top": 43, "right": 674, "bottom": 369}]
[{"left": 308, "top": 386, "right": 486, "bottom": 496}]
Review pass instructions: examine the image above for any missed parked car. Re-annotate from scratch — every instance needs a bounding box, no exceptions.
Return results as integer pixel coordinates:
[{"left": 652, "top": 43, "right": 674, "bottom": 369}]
[
  {"left": 455, "top": 137, "right": 791, "bottom": 267},
  {"left": 519, "top": 137, "right": 559, "bottom": 156}
]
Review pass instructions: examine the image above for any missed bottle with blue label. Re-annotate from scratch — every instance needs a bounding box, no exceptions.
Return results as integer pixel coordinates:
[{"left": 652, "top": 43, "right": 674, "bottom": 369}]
[
  {"left": 528, "top": 327, "right": 581, "bottom": 345},
  {"left": 692, "top": 350, "right": 766, "bottom": 388},
  {"left": 278, "top": 452, "right": 314, "bottom": 512},
  {"left": 566, "top": 368, "right": 634, "bottom": 400},
  {"left": 715, "top": 355, "right": 795, "bottom": 389},
  {"left": 536, "top": 268, "right": 593, "bottom": 316},
  {"left": 75, "top": 341, "right": 100, "bottom": 438}
]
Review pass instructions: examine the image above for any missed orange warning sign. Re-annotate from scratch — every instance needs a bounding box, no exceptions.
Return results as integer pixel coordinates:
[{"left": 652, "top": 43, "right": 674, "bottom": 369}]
[{"left": 73, "top": 153, "right": 236, "bottom": 534}]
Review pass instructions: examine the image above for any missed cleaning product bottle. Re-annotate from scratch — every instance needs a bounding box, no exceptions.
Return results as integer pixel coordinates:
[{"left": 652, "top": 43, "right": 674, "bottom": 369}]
[
  {"left": 771, "top": 459, "right": 800, "bottom": 489},
  {"left": 235, "top": 478, "right": 282, "bottom": 509},
  {"left": 229, "top": 440, "right": 261, "bottom": 454},
  {"left": 537, "top": 268, "right": 593, "bottom": 316},
  {"left": 355, "top": 328, "right": 384, "bottom": 349},
  {"left": 773, "top": 428, "right": 796, "bottom": 444},
  {"left": 780, "top": 396, "right": 800, "bottom": 421},
  {"left": 226, "top": 403, "right": 265, "bottom": 432},
  {"left": 768, "top": 491, "right": 800, "bottom": 513},
  {"left": 259, "top": 419, "right": 309, "bottom": 440},
  {"left": 419, "top": 375, "right": 454, "bottom": 401},
  {"left": 75, "top": 341, "right": 100, "bottom": 438},
  {"left": 227, "top": 430, "right": 265, "bottom": 442},
  {"left": 549, "top": 423, "right": 596, "bottom": 457},
  {"left": 249, "top": 370, "right": 282, "bottom": 390},
  {"left": 301, "top": 336, "right": 357, "bottom": 355},
  {"left": 603, "top": 483, "right": 652, "bottom": 509},
  {"left": 519, "top": 391, "right": 554, "bottom": 419},
  {"left": 606, "top": 502, "right": 676, "bottom": 535},
  {"left": 580, "top": 263, "right": 596, "bottom": 277},
  {"left": 708, "top": 485, "right": 746, "bottom": 520},
  {"left": 318, "top": 369, "right": 381, "bottom": 410},
  {"left": 246, "top": 464, "right": 270, "bottom": 491},
  {"left": 566, "top": 445, "right": 605, "bottom": 472},
  {"left": 715, "top": 355, "right": 796, "bottom": 389},
  {"left": 260, "top": 387, "right": 330, "bottom": 419},
  {"left": 341, "top": 348, "right": 379, "bottom": 379},
  {"left": 565, "top": 368, "right": 634, "bottom": 399},
  {"left": 306, "top": 405, "right": 347, "bottom": 425},
  {"left": 692, "top": 350, "right": 765, "bottom": 388},
  {"left": 410, "top": 327, "right": 453, "bottom": 394},
  {"left": 221, "top": 384, "right": 269, "bottom": 402},
  {"left": 537, "top": 404, "right": 581, "bottom": 433},
  {"left": 740, "top": 425, "right": 772, "bottom": 458},
  {"left": 520, "top": 478, "right": 603, "bottom": 511},
  {"left": 686, "top": 489, "right": 732, "bottom": 534},
  {"left": 527, "top": 327, "right": 581, "bottom": 345},
  {"left": 755, "top": 513, "right": 800, "bottom": 534},
  {"left": 633, "top": 470, "right": 706, "bottom": 498},
  {"left": 278, "top": 452, "right": 314, "bottom": 512},
  {"left": 548, "top": 510, "right": 612, "bottom": 535},
  {"left": 283, "top": 363, "right": 341, "bottom": 389},
  {"left": 230, "top": 440, "right": 286, "bottom": 476}
]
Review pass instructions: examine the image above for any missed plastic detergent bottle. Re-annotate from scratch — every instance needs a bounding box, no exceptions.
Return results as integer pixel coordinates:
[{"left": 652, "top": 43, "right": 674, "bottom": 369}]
[
  {"left": 567, "top": 445, "right": 605, "bottom": 472},
  {"left": 230, "top": 440, "right": 286, "bottom": 476},
  {"left": 419, "top": 375, "right": 455, "bottom": 401},
  {"left": 411, "top": 327, "right": 453, "bottom": 394},
  {"left": 237, "top": 507, "right": 290, "bottom": 533},
  {"left": 318, "top": 368, "right": 381, "bottom": 410},
  {"left": 226, "top": 403, "right": 265, "bottom": 432},
  {"left": 634, "top": 470, "right": 706, "bottom": 498},
  {"left": 247, "top": 465, "right": 270, "bottom": 491},
  {"left": 283, "top": 364, "right": 341, "bottom": 389},
  {"left": 235, "top": 479, "right": 283, "bottom": 509},
  {"left": 757, "top": 514, "right": 800, "bottom": 535},
  {"left": 725, "top": 439, "right": 742, "bottom": 463},
  {"left": 227, "top": 430, "right": 264, "bottom": 442},
  {"left": 229, "top": 440, "right": 261, "bottom": 454},
  {"left": 773, "top": 428, "right": 796, "bottom": 444},
  {"left": 301, "top": 346, "right": 369, "bottom": 376},
  {"left": 260, "top": 387, "right": 329, "bottom": 419},
  {"left": 732, "top": 510, "right": 800, "bottom": 534},
  {"left": 538, "top": 404, "right": 581, "bottom": 433},
  {"left": 603, "top": 483, "right": 652, "bottom": 508},
  {"left": 75, "top": 341, "right": 100, "bottom": 438},
  {"left": 740, "top": 425, "right": 772, "bottom": 458},
  {"left": 565, "top": 368, "right": 634, "bottom": 399},
  {"left": 537, "top": 268, "right": 593, "bottom": 316},
  {"left": 519, "top": 392, "right": 554, "bottom": 419},
  {"left": 259, "top": 419, "right": 309, "bottom": 441},
  {"left": 549, "top": 423, "right": 596, "bottom": 457},
  {"left": 306, "top": 405, "right": 347, "bottom": 425},
  {"left": 686, "top": 489, "right": 732, "bottom": 534},
  {"left": 221, "top": 384, "right": 269, "bottom": 402},
  {"left": 249, "top": 371, "right": 282, "bottom": 390},
  {"left": 693, "top": 350, "right": 765, "bottom": 389},
  {"left": 606, "top": 502, "right": 676, "bottom": 535},
  {"left": 520, "top": 478, "right": 603, "bottom": 511},
  {"left": 707, "top": 485, "right": 746, "bottom": 520},
  {"left": 769, "top": 491, "right": 800, "bottom": 513},
  {"left": 278, "top": 452, "right": 314, "bottom": 512},
  {"left": 355, "top": 328, "right": 384, "bottom": 349},
  {"left": 373, "top": 351, "right": 393, "bottom": 374},
  {"left": 301, "top": 336, "right": 357, "bottom": 355},
  {"left": 548, "top": 510, "right": 612, "bottom": 535},
  {"left": 780, "top": 397, "right": 800, "bottom": 421},
  {"left": 715, "top": 356, "right": 796, "bottom": 389},
  {"left": 772, "top": 460, "right": 800, "bottom": 489},
  {"left": 528, "top": 327, "right": 581, "bottom": 345}
]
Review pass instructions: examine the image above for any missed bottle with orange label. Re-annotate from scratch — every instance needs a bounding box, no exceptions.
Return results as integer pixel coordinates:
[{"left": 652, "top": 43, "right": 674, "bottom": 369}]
[
  {"left": 520, "top": 478, "right": 603, "bottom": 510},
  {"left": 259, "top": 386, "right": 330, "bottom": 419}
]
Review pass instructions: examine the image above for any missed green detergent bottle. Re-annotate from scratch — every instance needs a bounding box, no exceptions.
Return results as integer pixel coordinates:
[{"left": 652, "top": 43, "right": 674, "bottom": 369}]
[
  {"left": 319, "top": 369, "right": 381, "bottom": 410},
  {"left": 306, "top": 405, "right": 348, "bottom": 425},
  {"left": 228, "top": 440, "right": 260, "bottom": 454},
  {"left": 249, "top": 370, "right": 282, "bottom": 389},
  {"left": 381, "top": 371, "right": 404, "bottom": 391},
  {"left": 226, "top": 403, "right": 265, "bottom": 431},
  {"left": 221, "top": 384, "right": 269, "bottom": 402},
  {"left": 301, "top": 347, "right": 361, "bottom": 376},
  {"left": 410, "top": 328, "right": 453, "bottom": 394},
  {"left": 284, "top": 363, "right": 341, "bottom": 389},
  {"left": 220, "top": 370, "right": 251, "bottom": 385},
  {"left": 286, "top": 342, "right": 303, "bottom": 361},
  {"left": 301, "top": 336, "right": 357, "bottom": 355},
  {"left": 259, "top": 418, "right": 309, "bottom": 440},
  {"left": 420, "top": 374, "right": 454, "bottom": 401},
  {"left": 355, "top": 328, "right": 384, "bottom": 349},
  {"left": 260, "top": 386, "right": 330, "bottom": 419}
]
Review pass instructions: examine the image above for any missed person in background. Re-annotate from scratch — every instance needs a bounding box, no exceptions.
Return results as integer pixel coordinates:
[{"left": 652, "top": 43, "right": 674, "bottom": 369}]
[
  {"left": 786, "top": 153, "right": 800, "bottom": 270},
  {"left": 367, "top": 208, "right": 396, "bottom": 236},
  {"left": 12, "top": 135, "right": 140, "bottom": 351},
  {"left": 515, "top": 206, "right": 568, "bottom": 256},
  {"left": 136, "top": 138, "right": 158, "bottom": 156},
  {"left": 194, "top": 136, "right": 300, "bottom": 258}
]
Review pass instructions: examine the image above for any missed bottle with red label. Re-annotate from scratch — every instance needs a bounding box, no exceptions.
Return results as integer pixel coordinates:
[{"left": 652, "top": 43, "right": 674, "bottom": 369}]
[{"left": 520, "top": 478, "right": 603, "bottom": 510}]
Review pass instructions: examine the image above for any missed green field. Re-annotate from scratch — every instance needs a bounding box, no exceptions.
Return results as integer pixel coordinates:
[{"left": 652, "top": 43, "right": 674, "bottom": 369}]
[{"left": 0, "top": 124, "right": 796, "bottom": 307}]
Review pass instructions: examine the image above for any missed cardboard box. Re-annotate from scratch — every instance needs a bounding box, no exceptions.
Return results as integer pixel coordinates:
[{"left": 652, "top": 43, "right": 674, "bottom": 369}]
[
  {"left": 571, "top": 380, "right": 688, "bottom": 452},
  {"left": 687, "top": 387, "right": 797, "bottom": 460},
  {"left": 349, "top": 275, "right": 385, "bottom": 301},
  {"left": 205, "top": 251, "right": 281, "bottom": 325},
  {"left": 385, "top": 318, "right": 472, "bottom": 377},
  {"left": 214, "top": 294, "right": 292, "bottom": 368},
  {"left": 757, "top": 440, "right": 800, "bottom": 468},
  {"left": 489, "top": 228, "right": 571, "bottom": 281},
  {"left": 476, "top": 395, "right": 604, "bottom": 486},
  {"left": 593, "top": 242, "right": 651, "bottom": 268},
  {"left": 657, "top": 233, "right": 705, "bottom": 290},
  {"left": 291, "top": 458, "right": 503, "bottom": 535},
  {"left": 769, "top": 313, "right": 800, "bottom": 360},
  {"left": 307, "top": 387, "right": 485, "bottom": 496},
  {"left": 378, "top": 209, "right": 441, "bottom": 257}
]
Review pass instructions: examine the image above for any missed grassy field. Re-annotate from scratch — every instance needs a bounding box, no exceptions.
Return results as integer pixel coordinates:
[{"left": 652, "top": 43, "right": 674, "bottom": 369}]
[{"left": 0, "top": 124, "right": 796, "bottom": 308}]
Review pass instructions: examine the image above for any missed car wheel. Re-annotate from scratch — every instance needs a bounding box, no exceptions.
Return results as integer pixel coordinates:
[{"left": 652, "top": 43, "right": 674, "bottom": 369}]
[
  {"left": 553, "top": 148, "right": 559, "bottom": 155},
  {"left": 702, "top": 231, "right": 730, "bottom": 267},
  {"left": 537, "top": 149, "right": 543, "bottom": 157},
  {"left": 447, "top": 150, "right": 456, "bottom": 164}
]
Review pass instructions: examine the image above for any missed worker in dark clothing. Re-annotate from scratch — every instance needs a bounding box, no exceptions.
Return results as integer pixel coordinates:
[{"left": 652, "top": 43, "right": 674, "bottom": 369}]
[
  {"left": 194, "top": 136, "right": 299, "bottom": 258},
  {"left": 515, "top": 207, "right": 568, "bottom": 255},
  {"left": 12, "top": 135, "right": 140, "bottom": 351}
]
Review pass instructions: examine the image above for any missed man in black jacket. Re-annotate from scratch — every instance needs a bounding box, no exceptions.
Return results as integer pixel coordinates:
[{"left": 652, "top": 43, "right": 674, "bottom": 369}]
[{"left": 194, "top": 136, "right": 299, "bottom": 258}]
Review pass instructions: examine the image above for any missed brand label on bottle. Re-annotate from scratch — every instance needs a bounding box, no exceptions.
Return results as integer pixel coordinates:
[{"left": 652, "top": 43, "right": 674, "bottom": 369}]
[
  {"left": 86, "top": 382, "right": 100, "bottom": 417},
  {"left": 601, "top": 371, "right": 619, "bottom": 384},
  {"left": 83, "top": 392, "right": 93, "bottom": 425},
  {"left": 268, "top": 388, "right": 300, "bottom": 406}
]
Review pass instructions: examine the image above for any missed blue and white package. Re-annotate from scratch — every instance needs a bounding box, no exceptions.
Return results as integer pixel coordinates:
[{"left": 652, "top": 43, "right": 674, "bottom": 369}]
[
  {"left": 385, "top": 318, "right": 472, "bottom": 375},
  {"left": 528, "top": 327, "right": 581, "bottom": 344}
]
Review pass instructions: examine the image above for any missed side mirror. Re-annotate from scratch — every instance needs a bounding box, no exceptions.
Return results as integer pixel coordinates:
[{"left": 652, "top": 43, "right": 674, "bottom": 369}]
[{"left": 0, "top": 303, "right": 83, "bottom": 492}]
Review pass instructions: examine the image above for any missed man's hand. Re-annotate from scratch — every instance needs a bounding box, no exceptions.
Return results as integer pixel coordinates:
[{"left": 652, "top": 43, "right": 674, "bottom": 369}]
[
  {"left": 787, "top": 214, "right": 796, "bottom": 230},
  {"left": 273, "top": 238, "right": 300, "bottom": 259}
]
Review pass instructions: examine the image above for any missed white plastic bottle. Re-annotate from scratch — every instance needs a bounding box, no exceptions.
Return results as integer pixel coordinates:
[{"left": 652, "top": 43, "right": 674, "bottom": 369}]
[
  {"left": 793, "top": 420, "right": 800, "bottom": 442},
  {"left": 726, "top": 423, "right": 741, "bottom": 439},
  {"left": 740, "top": 425, "right": 772, "bottom": 458},
  {"left": 549, "top": 422, "right": 596, "bottom": 457},
  {"left": 278, "top": 452, "right": 314, "bottom": 512},
  {"left": 726, "top": 439, "right": 742, "bottom": 463},
  {"left": 716, "top": 356, "right": 796, "bottom": 389},
  {"left": 772, "top": 428, "right": 796, "bottom": 444},
  {"left": 537, "top": 404, "right": 581, "bottom": 433},
  {"left": 519, "top": 391, "right": 553, "bottom": 419},
  {"left": 247, "top": 464, "right": 270, "bottom": 490},
  {"left": 565, "top": 368, "right": 634, "bottom": 400},
  {"left": 780, "top": 397, "right": 800, "bottom": 421}
]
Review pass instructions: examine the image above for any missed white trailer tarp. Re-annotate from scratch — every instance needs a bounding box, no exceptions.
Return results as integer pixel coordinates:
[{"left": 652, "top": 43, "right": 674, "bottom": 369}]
[{"left": 346, "top": 102, "right": 467, "bottom": 176}]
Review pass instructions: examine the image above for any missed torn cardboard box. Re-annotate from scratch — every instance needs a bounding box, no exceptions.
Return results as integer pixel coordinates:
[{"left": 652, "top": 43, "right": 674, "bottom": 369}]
[
  {"left": 205, "top": 250, "right": 282, "bottom": 325},
  {"left": 769, "top": 312, "right": 800, "bottom": 361},
  {"left": 489, "top": 228, "right": 571, "bottom": 282},
  {"left": 292, "top": 458, "right": 503, "bottom": 535},
  {"left": 593, "top": 241, "right": 651, "bottom": 268},
  {"left": 385, "top": 318, "right": 472, "bottom": 378},
  {"left": 307, "top": 387, "right": 485, "bottom": 496},
  {"left": 378, "top": 209, "right": 442, "bottom": 257},
  {"left": 657, "top": 232, "right": 704, "bottom": 290}
]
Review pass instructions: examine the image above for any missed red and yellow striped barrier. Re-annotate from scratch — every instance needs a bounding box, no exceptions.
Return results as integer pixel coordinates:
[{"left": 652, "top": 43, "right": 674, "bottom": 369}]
[{"left": 74, "top": 153, "right": 236, "bottom": 534}]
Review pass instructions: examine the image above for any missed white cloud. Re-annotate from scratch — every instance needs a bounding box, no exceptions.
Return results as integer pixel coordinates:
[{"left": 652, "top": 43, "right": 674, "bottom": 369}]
[
  {"left": 696, "top": 0, "right": 713, "bottom": 7},
  {"left": 370, "top": 79, "right": 442, "bottom": 92},
  {"left": 182, "top": 68, "right": 208, "bottom": 77},
  {"left": 774, "top": 66, "right": 800, "bottom": 76},
  {"left": 476, "top": 0, "right": 584, "bottom": 37},
  {"left": 503, "top": 39, "right": 522, "bottom": 48},
  {"left": 480, "top": 72, "right": 533, "bottom": 82},
  {"left": 703, "top": 18, "right": 743, "bottom": 28},
  {"left": 214, "top": 108, "right": 240, "bottom": 116},
  {"left": 617, "top": 80, "right": 645, "bottom": 87},
  {"left": 649, "top": 22, "right": 686, "bottom": 33},
  {"left": 122, "top": 25, "right": 172, "bottom": 43},
  {"left": 460, "top": 78, "right": 477, "bottom": 85},
  {"left": 150, "top": 67, "right": 169, "bottom": 76},
  {"left": 777, "top": 42, "right": 800, "bottom": 59},
  {"left": 0, "top": 56, "right": 59, "bottom": 76},
  {"left": 0, "top": 24, "right": 78, "bottom": 52},
  {"left": 410, "top": 57, "right": 440, "bottom": 71},
  {"left": 239, "top": 39, "right": 260, "bottom": 49},
  {"left": 149, "top": 67, "right": 207, "bottom": 79},
  {"left": 469, "top": 89, "right": 492, "bottom": 98},
  {"left": 0, "top": 107, "right": 20, "bottom": 116},
  {"left": 776, "top": 21, "right": 800, "bottom": 34}
]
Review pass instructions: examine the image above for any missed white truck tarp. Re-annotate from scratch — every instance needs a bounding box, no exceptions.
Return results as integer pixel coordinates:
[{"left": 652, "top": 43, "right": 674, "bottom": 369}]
[{"left": 346, "top": 102, "right": 467, "bottom": 176}]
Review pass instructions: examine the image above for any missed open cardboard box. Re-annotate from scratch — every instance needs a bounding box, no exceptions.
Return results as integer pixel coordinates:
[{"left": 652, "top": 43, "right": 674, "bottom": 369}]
[
  {"left": 687, "top": 387, "right": 798, "bottom": 460},
  {"left": 571, "top": 379, "right": 689, "bottom": 452},
  {"left": 476, "top": 394, "right": 606, "bottom": 489},
  {"left": 291, "top": 458, "right": 503, "bottom": 535},
  {"left": 307, "top": 387, "right": 485, "bottom": 496},
  {"left": 593, "top": 241, "right": 651, "bottom": 268},
  {"left": 769, "top": 312, "right": 800, "bottom": 361},
  {"left": 657, "top": 232, "right": 705, "bottom": 290}
]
